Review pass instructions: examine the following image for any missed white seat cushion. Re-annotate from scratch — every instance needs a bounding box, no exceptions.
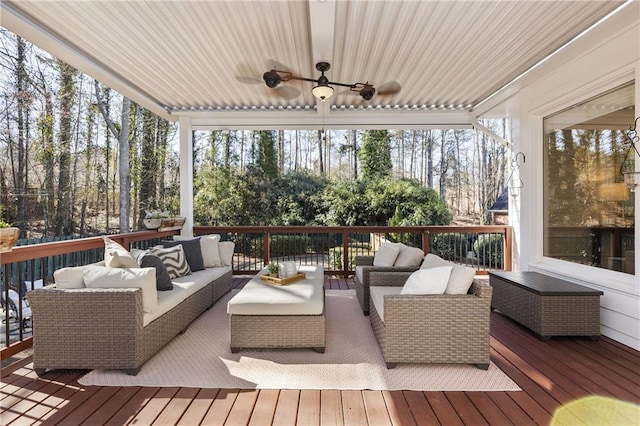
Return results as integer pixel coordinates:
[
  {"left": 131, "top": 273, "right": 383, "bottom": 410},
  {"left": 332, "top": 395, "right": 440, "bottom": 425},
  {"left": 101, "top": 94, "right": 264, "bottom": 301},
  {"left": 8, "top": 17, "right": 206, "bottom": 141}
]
[
  {"left": 228, "top": 265, "right": 324, "bottom": 315},
  {"left": 143, "top": 285, "right": 188, "bottom": 326},
  {"left": 355, "top": 266, "right": 364, "bottom": 283},
  {"left": 370, "top": 286, "right": 402, "bottom": 322},
  {"left": 172, "top": 266, "right": 231, "bottom": 296}
]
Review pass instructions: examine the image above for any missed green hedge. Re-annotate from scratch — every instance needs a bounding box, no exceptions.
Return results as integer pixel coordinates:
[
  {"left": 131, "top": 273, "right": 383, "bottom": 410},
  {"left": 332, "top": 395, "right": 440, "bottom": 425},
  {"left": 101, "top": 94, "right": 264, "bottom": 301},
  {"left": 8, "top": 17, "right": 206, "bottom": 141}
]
[
  {"left": 430, "top": 233, "right": 470, "bottom": 261},
  {"left": 474, "top": 234, "right": 503, "bottom": 269}
]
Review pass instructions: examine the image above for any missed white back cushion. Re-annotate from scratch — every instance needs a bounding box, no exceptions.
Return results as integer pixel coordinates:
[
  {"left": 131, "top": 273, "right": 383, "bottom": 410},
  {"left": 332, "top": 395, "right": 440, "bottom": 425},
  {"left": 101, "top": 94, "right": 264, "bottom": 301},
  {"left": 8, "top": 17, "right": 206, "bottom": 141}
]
[
  {"left": 83, "top": 266, "right": 158, "bottom": 313},
  {"left": 446, "top": 265, "right": 476, "bottom": 295},
  {"left": 373, "top": 242, "right": 401, "bottom": 267},
  {"left": 53, "top": 267, "right": 85, "bottom": 289},
  {"left": 175, "top": 234, "right": 222, "bottom": 268},
  {"left": 401, "top": 266, "right": 452, "bottom": 295},
  {"left": 103, "top": 236, "right": 138, "bottom": 268},
  {"left": 218, "top": 241, "right": 235, "bottom": 266},
  {"left": 394, "top": 244, "right": 424, "bottom": 267}
]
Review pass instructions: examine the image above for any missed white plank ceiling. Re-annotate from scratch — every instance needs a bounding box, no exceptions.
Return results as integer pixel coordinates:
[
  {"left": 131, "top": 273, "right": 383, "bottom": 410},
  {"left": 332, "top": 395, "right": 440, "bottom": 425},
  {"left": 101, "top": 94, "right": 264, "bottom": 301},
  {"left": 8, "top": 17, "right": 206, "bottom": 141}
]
[{"left": 0, "top": 0, "right": 626, "bottom": 127}]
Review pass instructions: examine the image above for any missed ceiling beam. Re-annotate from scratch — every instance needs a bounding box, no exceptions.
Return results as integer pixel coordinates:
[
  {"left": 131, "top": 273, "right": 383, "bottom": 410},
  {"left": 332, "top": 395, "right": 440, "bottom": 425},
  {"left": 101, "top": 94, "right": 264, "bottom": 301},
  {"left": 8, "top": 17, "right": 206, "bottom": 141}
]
[
  {"left": 186, "top": 109, "right": 474, "bottom": 130},
  {"left": 308, "top": 0, "right": 337, "bottom": 113}
]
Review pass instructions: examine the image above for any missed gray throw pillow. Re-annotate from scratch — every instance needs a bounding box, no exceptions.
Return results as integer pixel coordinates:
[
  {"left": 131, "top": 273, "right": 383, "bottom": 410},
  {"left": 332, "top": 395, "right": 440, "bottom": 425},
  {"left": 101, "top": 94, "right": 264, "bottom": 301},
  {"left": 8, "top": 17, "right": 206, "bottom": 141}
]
[
  {"left": 162, "top": 238, "right": 205, "bottom": 272},
  {"left": 140, "top": 253, "right": 173, "bottom": 291}
]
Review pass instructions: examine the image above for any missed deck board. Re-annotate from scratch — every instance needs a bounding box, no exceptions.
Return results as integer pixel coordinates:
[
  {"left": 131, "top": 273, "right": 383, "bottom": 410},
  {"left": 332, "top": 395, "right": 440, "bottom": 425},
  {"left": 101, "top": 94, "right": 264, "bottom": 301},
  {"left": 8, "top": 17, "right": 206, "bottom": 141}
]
[
  {"left": 272, "top": 389, "right": 300, "bottom": 426},
  {"left": 2, "top": 277, "right": 639, "bottom": 425}
]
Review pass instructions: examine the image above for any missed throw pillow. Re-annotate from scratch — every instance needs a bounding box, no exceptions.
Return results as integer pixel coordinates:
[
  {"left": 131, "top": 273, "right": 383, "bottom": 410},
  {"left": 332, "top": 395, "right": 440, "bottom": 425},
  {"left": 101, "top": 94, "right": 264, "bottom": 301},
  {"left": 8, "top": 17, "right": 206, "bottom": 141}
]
[
  {"left": 394, "top": 243, "right": 424, "bottom": 267},
  {"left": 140, "top": 253, "right": 173, "bottom": 291},
  {"left": 53, "top": 267, "right": 85, "bottom": 289},
  {"left": 162, "top": 238, "right": 205, "bottom": 272},
  {"left": 401, "top": 266, "right": 452, "bottom": 295},
  {"left": 200, "top": 234, "right": 222, "bottom": 267},
  {"left": 445, "top": 265, "right": 476, "bottom": 295},
  {"left": 103, "top": 236, "right": 138, "bottom": 268},
  {"left": 373, "top": 242, "right": 401, "bottom": 267},
  {"left": 420, "top": 253, "right": 451, "bottom": 269},
  {"left": 83, "top": 265, "right": 158, "bottom": 313},
  {"left": 175, "top": 234, "right": 222, "bottom": 267},
  {"left": 218, "top": 241, "right": 235, "bottom": 266},
  {"left": 150, "top": 245, "right": 191, "bottom": 279}
]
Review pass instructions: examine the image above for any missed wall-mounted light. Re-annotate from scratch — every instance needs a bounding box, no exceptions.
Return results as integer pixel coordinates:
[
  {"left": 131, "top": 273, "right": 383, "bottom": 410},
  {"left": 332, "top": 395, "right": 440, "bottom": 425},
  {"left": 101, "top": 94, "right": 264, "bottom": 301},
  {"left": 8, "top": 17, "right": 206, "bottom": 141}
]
[
  {"left": 508, "top": 152, "right": 526, "bottom": 197},
  {"left": 620, "top": 117, "right": 640, "bottom": 191}
]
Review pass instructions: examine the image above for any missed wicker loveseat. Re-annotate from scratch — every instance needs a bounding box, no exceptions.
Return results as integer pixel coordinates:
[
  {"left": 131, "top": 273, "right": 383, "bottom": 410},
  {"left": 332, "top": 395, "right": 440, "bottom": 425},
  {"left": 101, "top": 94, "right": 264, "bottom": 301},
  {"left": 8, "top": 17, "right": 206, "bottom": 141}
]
[{"left": 368, "top": 270, "right": 492, "bottom": 369}]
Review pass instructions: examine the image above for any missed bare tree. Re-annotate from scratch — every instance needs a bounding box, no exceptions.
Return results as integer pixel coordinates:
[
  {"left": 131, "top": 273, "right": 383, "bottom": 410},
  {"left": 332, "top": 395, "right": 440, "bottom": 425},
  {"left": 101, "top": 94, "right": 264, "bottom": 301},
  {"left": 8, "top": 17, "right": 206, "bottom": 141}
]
[
  {"left": 54, "top": 60, "right": 77, "bottom": 235},
  {"left": 95, "top": 80, "right": 131, "bottom": 232}
]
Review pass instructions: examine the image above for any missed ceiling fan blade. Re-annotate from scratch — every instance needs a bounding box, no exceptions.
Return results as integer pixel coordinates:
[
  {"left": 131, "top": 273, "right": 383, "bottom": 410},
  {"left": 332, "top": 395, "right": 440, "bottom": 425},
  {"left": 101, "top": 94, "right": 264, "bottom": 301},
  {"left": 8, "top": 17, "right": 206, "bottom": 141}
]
[
  {"left": 377, "top": 81, "right": 401, "bottom": 96},
  {"left": 275, "top": 86, "right": 301, "bottom": 100},
  {"left": 236, "top": 76, "right": 262, "bottom": 85},
  {"left": 234, "top": 63, "right": 263, "bottom": 85}
]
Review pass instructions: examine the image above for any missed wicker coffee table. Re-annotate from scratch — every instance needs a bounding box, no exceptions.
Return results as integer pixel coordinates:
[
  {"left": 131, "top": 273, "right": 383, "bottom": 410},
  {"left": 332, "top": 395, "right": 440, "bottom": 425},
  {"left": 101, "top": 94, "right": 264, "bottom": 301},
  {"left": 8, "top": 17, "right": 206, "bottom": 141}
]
[
  {"left": 489, "top": 271, "right": 603, "bottom": 341},
  {"left": 227, "top": 265, "right": 325, "bottom": 352}
]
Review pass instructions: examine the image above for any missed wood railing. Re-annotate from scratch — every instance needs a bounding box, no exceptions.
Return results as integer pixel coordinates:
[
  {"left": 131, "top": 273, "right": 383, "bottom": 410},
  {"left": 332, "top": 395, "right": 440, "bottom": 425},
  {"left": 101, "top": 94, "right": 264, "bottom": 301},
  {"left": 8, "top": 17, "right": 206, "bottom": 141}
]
[
  {"left": 194, "top": 225, "right": 513, "bottom": 277},
  {"left": 0, "top": 225, "right": 511, "bottom": 359}
]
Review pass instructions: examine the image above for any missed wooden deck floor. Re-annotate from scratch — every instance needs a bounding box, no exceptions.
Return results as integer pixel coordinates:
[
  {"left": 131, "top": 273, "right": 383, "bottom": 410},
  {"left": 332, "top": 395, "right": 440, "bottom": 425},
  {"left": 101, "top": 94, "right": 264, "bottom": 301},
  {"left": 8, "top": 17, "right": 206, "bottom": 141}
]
[{"left": 2, "top": 277, "right": 639, "bottom": 425}]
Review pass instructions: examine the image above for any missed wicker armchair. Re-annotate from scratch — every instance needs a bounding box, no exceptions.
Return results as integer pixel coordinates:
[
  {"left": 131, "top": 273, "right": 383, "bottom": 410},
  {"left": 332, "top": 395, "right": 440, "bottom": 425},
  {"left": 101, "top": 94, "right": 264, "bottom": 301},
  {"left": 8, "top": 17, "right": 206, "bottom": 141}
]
[
  {"left": 354, "top": 256, "right": 420, "bottom": 315},
  {"left": 368, "top": 270, "right": 492, "bottom": 369}
]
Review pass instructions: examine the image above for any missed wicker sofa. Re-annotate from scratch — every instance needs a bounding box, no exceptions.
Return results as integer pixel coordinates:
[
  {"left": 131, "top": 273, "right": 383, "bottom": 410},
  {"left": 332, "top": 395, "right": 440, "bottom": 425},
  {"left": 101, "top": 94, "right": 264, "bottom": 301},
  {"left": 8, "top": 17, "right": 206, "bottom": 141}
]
[
  {"left": 368, "top": 270, "right": 492, "bottom": 369},
  {"left": 27, "top": 265, "right": 232, "bottom": 376},
  {"left": 354, "top": 255, "right": 420, "bottom": 315}
]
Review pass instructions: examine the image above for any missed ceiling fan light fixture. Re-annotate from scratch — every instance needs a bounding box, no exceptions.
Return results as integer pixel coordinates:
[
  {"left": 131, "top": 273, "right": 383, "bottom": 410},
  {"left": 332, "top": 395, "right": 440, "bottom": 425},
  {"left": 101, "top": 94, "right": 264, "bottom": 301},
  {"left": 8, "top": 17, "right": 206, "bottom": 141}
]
[{"left": 312, "top": 83, "right": 334, "bottom": 101}]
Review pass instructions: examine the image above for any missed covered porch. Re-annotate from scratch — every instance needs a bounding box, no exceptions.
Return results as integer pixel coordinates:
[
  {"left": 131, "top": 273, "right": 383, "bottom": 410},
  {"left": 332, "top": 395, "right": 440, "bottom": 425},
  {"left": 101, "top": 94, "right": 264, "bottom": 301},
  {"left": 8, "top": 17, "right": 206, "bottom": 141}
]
[{"left": 1, "top": 1, "right": 639, "bottom": 424}]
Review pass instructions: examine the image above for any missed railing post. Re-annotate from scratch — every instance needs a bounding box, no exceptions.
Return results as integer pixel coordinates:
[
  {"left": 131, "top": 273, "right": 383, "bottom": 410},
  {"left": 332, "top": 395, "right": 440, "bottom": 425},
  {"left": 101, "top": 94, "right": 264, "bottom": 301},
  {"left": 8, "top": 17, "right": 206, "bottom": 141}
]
[
  {"left": 263, "top": 229, "right": 270, "bottom": 268},
  {"left": 422, "top": 230, "right": 431, "bottom": 254},
  {"left": 504, "top": 226, "right": 513, "bottom": 271},
  {"left": 343, "top": 229, "right": 349, "bottom": 278}
]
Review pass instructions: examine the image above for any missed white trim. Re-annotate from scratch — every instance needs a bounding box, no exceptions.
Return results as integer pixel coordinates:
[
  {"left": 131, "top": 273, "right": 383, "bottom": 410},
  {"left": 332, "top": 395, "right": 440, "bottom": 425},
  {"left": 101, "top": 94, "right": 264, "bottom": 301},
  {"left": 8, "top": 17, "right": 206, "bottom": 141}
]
[
  {"left": 186, "top": 110, "right": 474, "bottom": 130},
  {"left": 179, "top": 117, "right": 194, "bottom": 238}
]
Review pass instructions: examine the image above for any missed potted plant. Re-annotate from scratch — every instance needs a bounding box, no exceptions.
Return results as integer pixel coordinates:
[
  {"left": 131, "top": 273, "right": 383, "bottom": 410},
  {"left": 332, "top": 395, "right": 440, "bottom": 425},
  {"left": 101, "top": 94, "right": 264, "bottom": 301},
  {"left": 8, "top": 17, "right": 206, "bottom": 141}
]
[
  {"left": 267, "top": 263, "right": 280, "bottom": 277},
  {"left": 0, "top": 219, "right": 20, "bottom": 253},
  {"left": 143, "top": 210, "right": 170, "bottom": 230}
]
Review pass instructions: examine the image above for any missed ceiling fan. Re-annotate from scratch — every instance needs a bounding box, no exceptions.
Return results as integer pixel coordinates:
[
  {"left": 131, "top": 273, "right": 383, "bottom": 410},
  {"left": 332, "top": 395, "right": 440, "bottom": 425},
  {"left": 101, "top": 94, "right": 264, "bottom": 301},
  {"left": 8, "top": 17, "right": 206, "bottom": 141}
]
[{"left": 261, "top": 62, "right": 401, "bottom": 101}]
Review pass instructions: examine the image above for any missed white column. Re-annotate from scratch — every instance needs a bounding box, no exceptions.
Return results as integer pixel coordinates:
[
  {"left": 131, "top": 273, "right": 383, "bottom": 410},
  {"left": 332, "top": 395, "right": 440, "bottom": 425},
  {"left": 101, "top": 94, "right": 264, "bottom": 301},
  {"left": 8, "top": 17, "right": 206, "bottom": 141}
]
[{"left": 179, "top": 116, "right": 193, "bottom": 237}]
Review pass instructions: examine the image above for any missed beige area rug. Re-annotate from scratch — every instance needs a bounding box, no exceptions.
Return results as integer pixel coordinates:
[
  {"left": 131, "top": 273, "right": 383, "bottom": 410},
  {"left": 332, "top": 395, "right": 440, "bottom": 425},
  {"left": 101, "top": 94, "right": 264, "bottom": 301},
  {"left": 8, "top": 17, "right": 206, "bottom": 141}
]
[{"left": 79, "top": 290, "right": 520, "bottom": 391}]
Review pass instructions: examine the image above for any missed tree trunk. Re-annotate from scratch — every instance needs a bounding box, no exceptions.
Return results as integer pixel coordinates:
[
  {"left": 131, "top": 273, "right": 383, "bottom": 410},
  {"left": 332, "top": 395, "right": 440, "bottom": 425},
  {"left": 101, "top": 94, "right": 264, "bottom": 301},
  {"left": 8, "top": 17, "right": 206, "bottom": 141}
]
[
  {"left": 54, "top": 60, "right": 76, "bottom": 235},
  {"left": 118, "top": 97, "right": 131, "bottom": 232},
  {"left": 15, "top": 36, "right": 29, "bottom": 238}
]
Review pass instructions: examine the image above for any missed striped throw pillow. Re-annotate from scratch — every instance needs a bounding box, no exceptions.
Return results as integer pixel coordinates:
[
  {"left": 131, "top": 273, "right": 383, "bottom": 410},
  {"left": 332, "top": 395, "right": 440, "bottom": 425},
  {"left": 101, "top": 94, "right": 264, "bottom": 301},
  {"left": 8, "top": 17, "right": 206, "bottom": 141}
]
[{"left": 149, "top": 245, "right": 191, "bottom": 279}]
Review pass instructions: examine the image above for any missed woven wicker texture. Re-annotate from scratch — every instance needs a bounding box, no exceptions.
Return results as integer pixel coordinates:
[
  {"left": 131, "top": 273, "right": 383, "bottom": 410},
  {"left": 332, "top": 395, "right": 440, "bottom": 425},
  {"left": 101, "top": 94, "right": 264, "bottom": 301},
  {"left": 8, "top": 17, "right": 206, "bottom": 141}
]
[
  {"left": 230, "top": 311, "right": 326, "bottom": 350},
  {"left": 370, "top": 281, "right": 492, "bottom": 367},
  {"left": 27, "top": 270, "right": 233, "bottom": 375},
  {"left": 490, "top": 275, "right": 601, "bottom": 339},
  {"left": 354, "top": 256, "right": 419, "bottom": 315}
]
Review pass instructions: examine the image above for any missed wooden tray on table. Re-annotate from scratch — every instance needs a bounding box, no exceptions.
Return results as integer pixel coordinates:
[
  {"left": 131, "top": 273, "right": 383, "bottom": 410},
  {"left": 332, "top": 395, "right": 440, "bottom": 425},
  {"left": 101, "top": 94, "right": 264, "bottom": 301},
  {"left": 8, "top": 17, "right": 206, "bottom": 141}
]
[{"left": 260, "top": 273, "right": 306, "bottom": 286}]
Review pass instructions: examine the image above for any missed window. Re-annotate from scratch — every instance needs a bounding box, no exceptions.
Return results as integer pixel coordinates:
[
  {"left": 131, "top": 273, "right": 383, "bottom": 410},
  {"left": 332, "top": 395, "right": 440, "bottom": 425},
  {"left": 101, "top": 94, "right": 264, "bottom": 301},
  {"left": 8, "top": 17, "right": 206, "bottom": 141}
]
[{"left": 543, "top": 82, "right": 635, "bottom": 274}]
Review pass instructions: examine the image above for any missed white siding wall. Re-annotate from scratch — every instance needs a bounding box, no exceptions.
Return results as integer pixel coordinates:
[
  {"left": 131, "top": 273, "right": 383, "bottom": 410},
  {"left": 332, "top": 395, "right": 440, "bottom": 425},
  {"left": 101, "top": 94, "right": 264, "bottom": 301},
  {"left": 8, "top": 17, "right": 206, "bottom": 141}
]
[{"left": 514, "top": 5, "right": 640, "bottom": 350}]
